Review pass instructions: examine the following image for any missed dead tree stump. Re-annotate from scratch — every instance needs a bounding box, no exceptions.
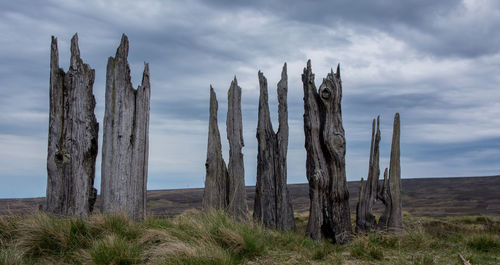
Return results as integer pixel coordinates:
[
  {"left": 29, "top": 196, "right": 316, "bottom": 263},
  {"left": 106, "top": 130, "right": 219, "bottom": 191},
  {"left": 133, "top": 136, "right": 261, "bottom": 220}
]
[
  {"left": 388, "top": 113, "right": 402, "bottom": 231},
  {"left": 377, "top": 113, "right": 403, "bottom": 231},
  {"left": 226, "top": 77, "right": 248, "bottom": 220},
  {"left": 202, "top": 86, "right": 229, "bottom": 210},
  {"left": 377, "top": 168, "right": 390, "bottom": 230},
  {"left": 356, "top": 116, "right": 381, "bottom": 232},
  {"left": 254, "top": 64, "right": 295, "bottom": 230},
  {"left": 46, "top": 34, "right": 99, "bottom": 217},
  {"left": 302, "top": 60, "right": 351, "bottom": 243},
  {"left": 101, "top": 34, "right": 150, "bottom": 220}
]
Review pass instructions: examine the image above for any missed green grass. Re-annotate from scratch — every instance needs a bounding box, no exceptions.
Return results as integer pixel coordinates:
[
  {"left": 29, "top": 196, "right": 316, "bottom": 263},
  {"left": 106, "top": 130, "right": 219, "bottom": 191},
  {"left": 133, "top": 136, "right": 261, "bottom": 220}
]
[
  {"left": 467, "top": 233, "right": 499, "bottom": 252},
  {"left": 88, "top": 235, "right": 141, "bottom": 265},
  {"left": 0, "top": 211, "right": 498, "bottom": 264}
]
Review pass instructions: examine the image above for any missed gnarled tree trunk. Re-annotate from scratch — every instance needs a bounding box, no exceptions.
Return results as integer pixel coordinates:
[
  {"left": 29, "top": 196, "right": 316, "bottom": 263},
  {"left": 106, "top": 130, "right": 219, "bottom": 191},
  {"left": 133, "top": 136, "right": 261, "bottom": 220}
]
[
  {"left": 356, "top": 116, "right": 381, "bottom": 232},
  {"left": 226, "top": 77, "right": 248, "bottom": 220},
  {"left": 302, "top": 60, "right": 351, "bottom": 243},
  {"left": 101, "top": 34, "right": 150, "bottom": 220},
  {"left": 203, "top": 86, "right": 229, "bottom": 210},
  {"left": 46, "top": 34, "right": 99, "bottom": 217},
  {"left": 388, "top": 113, "right": 402, "bottom": 231},
  {"left": 254, "top": 64, "right": 295, "bottom": 230}
]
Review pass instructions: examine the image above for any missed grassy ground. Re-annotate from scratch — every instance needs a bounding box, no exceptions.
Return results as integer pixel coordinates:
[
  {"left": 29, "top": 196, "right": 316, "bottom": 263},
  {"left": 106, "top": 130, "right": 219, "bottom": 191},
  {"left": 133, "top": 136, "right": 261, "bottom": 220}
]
[{"left": 0, "top": 210, "right": 498, "bottom": 264}]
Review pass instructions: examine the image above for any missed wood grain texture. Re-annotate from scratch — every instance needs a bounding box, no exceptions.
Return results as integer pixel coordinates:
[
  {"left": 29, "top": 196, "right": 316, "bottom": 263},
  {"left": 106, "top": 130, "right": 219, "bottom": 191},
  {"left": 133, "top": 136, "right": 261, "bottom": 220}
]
[
  {"left": 46, "top": 34, "right": 99, "bottom": 217},
  {"left": 202, "top": 86, "right": 229, "bottom": 210},
  {"left": 226, "top": 77, "right": 248, "bottom": 220},
  {"left": 101, "top": 34, "right": 150, "bottom": 220},
  {"left": 356, "top": 117, "right": 381, "bottom": 232},
  {"left": 377, "top": 168, "right": 391, "bottom": 230},
  {"left": 302, "top": 60, "right": 351, "bottom": 243},
  {"left": 388, "top": 113, "right": 402, "bottom": 231},
  {"left": 254, "top": 64, "right": 295, "bottom": 230}
]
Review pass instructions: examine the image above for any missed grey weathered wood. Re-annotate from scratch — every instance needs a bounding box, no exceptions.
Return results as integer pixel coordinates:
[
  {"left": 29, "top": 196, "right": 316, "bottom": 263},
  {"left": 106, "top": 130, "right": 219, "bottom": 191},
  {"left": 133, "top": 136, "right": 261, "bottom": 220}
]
[
  {"left": 254, "top": 71, "right": 276, "bottom": 227},
  {"left": 302, "top": 60, "right": 351, "bottom": 243},
  {"left": 101, "top": 34, "right": 150, "bottom": 220},
  {"left": 202, "top": 86, "right": 229, "bottom": 210},
  {"left": 388, "top": 113, "right": 402, "bottom": 231},
  {"left": 275, "top": 64, "right": 296, "bottom": 231},
  {"left": 357, "top": 185, "right": 368, "bottom": 232},
  {"left": 254, "top": 64, "right": 295, "bottom": 230},
  {"left": 226, "top": 77, "right": 248, "bottom": 220},
  {"left": 46, "top": 34, "right": 99, "bottom": 217},
  {"left": 356, "top": 116, "right": 381, "bottom": 232},
  {"left": 376, "top": 113, "right": 403, "bottom": 232},
  {"left": 377, "top": 168, "right": 390, "bottom": 230}
]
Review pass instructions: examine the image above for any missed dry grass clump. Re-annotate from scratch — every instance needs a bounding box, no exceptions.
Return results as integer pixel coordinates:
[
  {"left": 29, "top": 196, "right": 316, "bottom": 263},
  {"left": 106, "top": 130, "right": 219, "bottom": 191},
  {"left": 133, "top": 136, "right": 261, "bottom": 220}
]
[
  {"left": 86, "top": 234, "right": 141, "bottom": 265},
  {"left": 0, "top": 211, "right": 498, "bottom": 264},
  {"left": 144, "top": 210, "right": 269, "bottom": 264}
]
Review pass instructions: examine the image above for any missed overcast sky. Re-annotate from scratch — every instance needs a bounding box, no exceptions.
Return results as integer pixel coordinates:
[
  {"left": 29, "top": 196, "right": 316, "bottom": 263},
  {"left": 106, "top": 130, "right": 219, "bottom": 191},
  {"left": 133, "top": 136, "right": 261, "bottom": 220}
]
[{"left": 1, "top": 0, "right": 499, "bottom": 198}]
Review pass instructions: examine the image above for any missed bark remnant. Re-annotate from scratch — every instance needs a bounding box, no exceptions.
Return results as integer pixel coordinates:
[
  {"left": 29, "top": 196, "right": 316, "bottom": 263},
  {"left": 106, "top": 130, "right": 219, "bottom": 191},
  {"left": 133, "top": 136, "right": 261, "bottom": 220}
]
[
  {"left": 202, "top": 86, "right": 229, "bottom": 210},
  {"left": 254, "top": 64, "right": 295, "bottom": 230},
  {"left": 101, "top": 34, "right": 150, "bottom": 220},
  {"left": 226, "top": 77, "right": 248, "bottom": 220},
  {"left": 46, "top": 34, "right": 99, "bottom": 217},
  {"left": 356, "top": 116, "right": 381, "bottom": 232},
  {"left": 302, "top": 60, "right": 351, "bottom": 243}
]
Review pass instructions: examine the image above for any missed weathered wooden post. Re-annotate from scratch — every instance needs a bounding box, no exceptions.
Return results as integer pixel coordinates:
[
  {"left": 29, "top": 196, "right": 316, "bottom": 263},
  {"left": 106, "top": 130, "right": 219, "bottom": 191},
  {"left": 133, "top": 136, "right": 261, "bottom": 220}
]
[
  {"left": 302, "top": 60, "right": 351, "bottom": 243},
  {"left": 202, "top": 86, "right": 229, "bottom": 210},
  {"left": 356, "top": 116, "right": 381, "bottom": 232},
  {"left": 388, "top": 113, "right": 402, "bottom": 231},
  {"left": 226, "top": 77, "right": 248, "bottom": 220},
  {"left": 254, "top": 64, "right": 295, "bottom": 230},
  {"left": 101, "top": 34, "right": 150, "bottom": 220},
  {"left": 46, "top": 34, "right": 99, "bottom": 217}
]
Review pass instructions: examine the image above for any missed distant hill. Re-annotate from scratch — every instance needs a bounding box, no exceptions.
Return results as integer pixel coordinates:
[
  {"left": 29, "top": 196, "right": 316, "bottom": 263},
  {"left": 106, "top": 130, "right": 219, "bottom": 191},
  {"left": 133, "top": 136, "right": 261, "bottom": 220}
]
[{"left": 1, "top": 176, "right": 499, "bottom": 217}]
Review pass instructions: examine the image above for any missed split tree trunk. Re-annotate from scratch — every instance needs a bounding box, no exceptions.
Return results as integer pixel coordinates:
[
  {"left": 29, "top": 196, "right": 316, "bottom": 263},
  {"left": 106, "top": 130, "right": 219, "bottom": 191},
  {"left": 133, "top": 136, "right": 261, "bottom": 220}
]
[
  {"left": 356, "top": 116, "right": 381, "bottom": 232},
  {"left": 254, "top": 64, "right": 295, "bottom": 230},
  {"left": 226, "top": 77, "right": 248, "bottom": 220},
  {"left": 377, "top": 113, "right": 403, "bottom": 231},
  {"left": 387, "top": 113, "right": 402, "bottom": 231},
  {"left": 377, "top": 168, "right": 391, "bottom": 230},
  {"left": 101, "top": 34, "right": 151, "bottom": 220},
  {"left": 46, "top": 34, "right": 99, "bottom": 217},
  {"left": 302, "top": 60, "right": 351, "bottom": 243},
  {"left": 202, "top": 86, "right": 229, "bottom": 210}
]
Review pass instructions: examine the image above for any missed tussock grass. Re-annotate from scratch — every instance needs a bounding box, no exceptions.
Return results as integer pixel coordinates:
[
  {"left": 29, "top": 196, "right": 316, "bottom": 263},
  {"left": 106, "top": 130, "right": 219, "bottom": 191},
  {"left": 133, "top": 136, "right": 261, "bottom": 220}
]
[
  {"left": 87, "top": 235, "right": 141, "bottom": 265},
  {"left": 0, "top": 215, "right": 19, "bottom": 248},
  {"left": 349, "top": 238, "right": 384, "bottom": 261},
  {"left": 467, "top": 233, "right": 499, "bottom": 253},
  {"left": 16, "top": 213, "right": 80, "bottom": 258},
  {"left": 0, "top": 211, "right": 498, "bottom": 264},
  {"left": 0, "top": 245, "right": 24, "bottom": 265},
  {"left": 91, "top": 213, "right": 142, "bottom": 240}
]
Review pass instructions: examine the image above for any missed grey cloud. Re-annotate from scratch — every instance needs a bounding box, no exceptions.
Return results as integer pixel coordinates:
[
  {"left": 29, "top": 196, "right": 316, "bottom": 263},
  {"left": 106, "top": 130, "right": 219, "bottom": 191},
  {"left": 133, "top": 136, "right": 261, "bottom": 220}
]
[
  {"left": 207, "top": 0, "right": 499, "bottom": 58},
  {"left": 151, "top": 98, "right": 208, "bottom": 121},
  {"left": 0, "top": 0, "right": 498, "bottom": 198}
]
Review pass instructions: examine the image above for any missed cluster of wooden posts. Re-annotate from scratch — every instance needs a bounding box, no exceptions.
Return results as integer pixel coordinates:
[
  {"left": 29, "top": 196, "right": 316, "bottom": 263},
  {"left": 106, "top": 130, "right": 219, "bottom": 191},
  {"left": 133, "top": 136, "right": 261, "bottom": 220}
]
[
  {"left": 204, "top": 60, "right": 402, "bottom": 243},
  {"left": 46, "top": 33, "right": 150, "bottom": 220},
  {"left": 45, "top": 34, "right": 402, "bottom": 244}
]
